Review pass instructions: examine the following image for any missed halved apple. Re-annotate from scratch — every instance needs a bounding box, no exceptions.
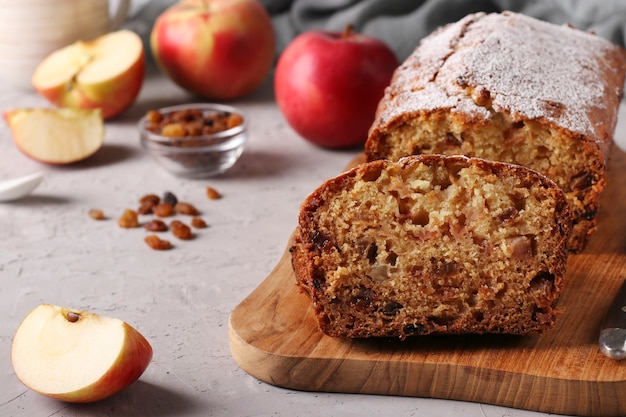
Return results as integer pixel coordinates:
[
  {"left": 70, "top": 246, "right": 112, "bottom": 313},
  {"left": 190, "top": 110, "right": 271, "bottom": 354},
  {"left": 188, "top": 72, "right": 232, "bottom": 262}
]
[
  {"left": 11, "top": 304, "right": 153, "bottom": 403},
  {"left": 4, "top": 108, "right": 104, "bottom": 164},
  {"left": 32, "top": 30, "right": 145, "bottom": 119}
]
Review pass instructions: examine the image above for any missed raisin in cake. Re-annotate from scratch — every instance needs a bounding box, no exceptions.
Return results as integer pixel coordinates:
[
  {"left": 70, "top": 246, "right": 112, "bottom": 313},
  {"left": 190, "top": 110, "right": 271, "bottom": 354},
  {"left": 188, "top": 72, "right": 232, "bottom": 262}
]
[
  {"left": 291, "top": 155, "right": 572, "bottom": 339},
  {"left": 365, "top": 11, "right": 626, "bottom": 252}
]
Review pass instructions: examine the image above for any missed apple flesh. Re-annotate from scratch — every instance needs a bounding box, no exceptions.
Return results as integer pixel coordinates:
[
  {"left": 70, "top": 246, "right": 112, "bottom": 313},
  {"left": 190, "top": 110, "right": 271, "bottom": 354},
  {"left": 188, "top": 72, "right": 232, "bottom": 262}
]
[
  {"left": 11, "top": 304, "right": 153, "bottom": 403},
  {"left": 4, "top": 108, "right": 104, "bottom": 165},
  {"left": 275, "top": 25, "right": 399, "bottom": 148},
  {"left": 150, "top": 0, "right": 275, "bottom": 100},
  {"left": 32, "top": 30, "right": 145, "bottom": 119}
]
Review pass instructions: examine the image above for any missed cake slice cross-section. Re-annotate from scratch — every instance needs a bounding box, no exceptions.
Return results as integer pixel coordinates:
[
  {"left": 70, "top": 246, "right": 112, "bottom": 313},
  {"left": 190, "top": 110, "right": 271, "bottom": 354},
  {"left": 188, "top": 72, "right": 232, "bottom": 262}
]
[{"left": 292, "top": 155, "right": 572, "bottom": 339}]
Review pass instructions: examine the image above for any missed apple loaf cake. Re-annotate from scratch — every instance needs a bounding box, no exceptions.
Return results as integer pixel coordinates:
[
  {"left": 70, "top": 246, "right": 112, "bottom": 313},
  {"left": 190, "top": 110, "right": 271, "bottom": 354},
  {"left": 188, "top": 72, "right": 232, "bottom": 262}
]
[
  {"left": 291, "top": 155, "right": 572, "bottom": 339},
  {"left": 365, "top": 11, "right": 626, "bottom": 252}
]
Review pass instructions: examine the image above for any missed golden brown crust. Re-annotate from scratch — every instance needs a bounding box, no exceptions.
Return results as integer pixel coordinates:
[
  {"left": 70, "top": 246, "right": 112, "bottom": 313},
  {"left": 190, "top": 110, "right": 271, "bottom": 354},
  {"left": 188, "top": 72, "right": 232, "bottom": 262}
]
[
  {"left": 292, "top": 155, "right": 572, "bottom": 339},
  {"left": 365, "top": 12, "right": 626, "bottom": 252}
]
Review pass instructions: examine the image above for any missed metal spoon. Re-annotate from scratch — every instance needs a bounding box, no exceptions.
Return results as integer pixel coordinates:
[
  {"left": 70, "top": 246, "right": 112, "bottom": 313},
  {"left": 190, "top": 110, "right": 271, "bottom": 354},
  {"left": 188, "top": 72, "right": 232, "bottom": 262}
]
[
  {"left": 0, "top": 172, "right": 44, "bottom": 202},
  {"left": 599, "top": 278, "right": 626, "bottom": 360}
]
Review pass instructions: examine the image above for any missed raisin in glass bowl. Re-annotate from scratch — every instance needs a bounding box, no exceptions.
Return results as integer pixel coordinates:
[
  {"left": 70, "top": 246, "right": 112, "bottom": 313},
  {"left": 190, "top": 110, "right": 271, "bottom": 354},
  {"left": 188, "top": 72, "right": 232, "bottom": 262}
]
[{"left": 139, "top": 103, "right": 248, "bottom": 178}]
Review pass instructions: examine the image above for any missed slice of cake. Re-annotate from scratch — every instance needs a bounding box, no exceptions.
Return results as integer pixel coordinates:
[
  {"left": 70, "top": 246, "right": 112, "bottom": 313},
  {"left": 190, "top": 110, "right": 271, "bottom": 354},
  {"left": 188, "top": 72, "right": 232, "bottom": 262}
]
[
  {"left": 365, "top": 11, "right": 626, "bottom": 252},
  {"left": 291, "top": 155, "right": 572, "bottom": 339}
]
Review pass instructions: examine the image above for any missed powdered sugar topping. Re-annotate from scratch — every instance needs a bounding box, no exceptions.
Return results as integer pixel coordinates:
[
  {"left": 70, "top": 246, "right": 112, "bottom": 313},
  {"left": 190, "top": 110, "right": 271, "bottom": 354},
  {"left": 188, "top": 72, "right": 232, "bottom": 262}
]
[
  {"left": 457, "top": 12, "right": 612, "bottom": 136},
  {"left": 378, "top": 12, "right": 625, "bottom": 139}
]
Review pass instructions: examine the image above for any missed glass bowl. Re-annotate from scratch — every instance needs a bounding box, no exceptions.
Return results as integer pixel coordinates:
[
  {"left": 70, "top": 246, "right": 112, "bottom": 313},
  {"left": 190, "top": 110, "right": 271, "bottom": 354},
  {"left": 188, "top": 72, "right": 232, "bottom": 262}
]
[{"left": 139, "top": 103, "right": 248, "bottom": 178}]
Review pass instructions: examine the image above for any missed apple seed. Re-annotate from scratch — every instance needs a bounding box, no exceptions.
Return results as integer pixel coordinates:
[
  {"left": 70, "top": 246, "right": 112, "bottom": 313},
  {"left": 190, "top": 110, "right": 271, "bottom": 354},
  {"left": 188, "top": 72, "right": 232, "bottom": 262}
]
[{"left": 66, "top": 311, "right": 81, "bottom": 323}]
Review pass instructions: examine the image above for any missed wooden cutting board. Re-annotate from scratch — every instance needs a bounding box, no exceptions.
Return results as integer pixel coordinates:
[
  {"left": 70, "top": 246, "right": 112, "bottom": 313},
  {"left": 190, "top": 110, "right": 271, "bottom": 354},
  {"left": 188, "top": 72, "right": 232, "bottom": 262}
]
[{"left": 229, "top": 148, "right": 626, "bottom": 417}]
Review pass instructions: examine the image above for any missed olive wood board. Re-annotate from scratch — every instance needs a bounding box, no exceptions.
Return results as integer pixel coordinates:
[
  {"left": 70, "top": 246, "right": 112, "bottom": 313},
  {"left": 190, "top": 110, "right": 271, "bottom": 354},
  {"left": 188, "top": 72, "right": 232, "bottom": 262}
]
[{"left": 229, "top": 149, "right": 626, "bottom": 417}]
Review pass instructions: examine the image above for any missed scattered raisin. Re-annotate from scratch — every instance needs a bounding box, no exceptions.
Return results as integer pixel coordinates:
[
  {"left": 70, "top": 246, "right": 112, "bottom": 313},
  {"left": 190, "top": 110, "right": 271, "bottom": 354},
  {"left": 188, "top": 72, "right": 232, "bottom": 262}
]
[
  {"left": 88, "top": 209, "right": 105, "bottom": 220},
  {"left": 105, "top": 188, "right": 221, "bottom": 250},
  {"left": 137, "top": 200, "right": 156, "bottom": 215},
  {"left": 163, "top": 191, "right": 178, "bottom": 206},
  {"left": 175, "top": 202, "right": 199, "bottom": 215},
  {"left": 139, "top": 194, "right": 160, "bottom": 205},
  {"left": 191, "top": 217, "right": 207, "bottom": 228},
  {"left": 138, "top": 194, "right": 160, "bottom": 214},
  {"left": 144, "top": 219, "right": 168, "bottom": 232},
  {"left": 206, "top": 186, "right": 221, "bottom": 200},
  {"left": 170, "top": 220, "right": 193, "bottom": 240},
  {"left": 145, "top": 234, "right": 172, "bottom": 250},
  {"left": 153, "top": 202, "right": 174, "bottom": 217},
  {"left": 118, "top": 209, "right": 139, "bottom": 228}
]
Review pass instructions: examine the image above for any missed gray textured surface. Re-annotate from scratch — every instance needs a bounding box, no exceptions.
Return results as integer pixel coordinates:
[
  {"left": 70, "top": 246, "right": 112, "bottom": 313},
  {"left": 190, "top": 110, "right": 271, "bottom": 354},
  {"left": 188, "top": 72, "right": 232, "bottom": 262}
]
[{"left": 2, "top": 5, "right": 626, "bottom": 414}]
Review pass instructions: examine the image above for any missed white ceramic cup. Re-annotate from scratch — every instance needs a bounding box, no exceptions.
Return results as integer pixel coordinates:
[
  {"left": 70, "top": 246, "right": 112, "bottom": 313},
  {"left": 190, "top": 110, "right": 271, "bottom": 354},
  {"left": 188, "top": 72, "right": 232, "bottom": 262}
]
[{"left": 0, "top": 0, "right": 131, "bottom": 90}]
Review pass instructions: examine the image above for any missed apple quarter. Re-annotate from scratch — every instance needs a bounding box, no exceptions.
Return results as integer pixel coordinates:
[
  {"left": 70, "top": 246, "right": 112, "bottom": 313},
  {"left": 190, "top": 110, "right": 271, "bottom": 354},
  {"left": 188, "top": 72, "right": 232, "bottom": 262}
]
[{"left": 11, "top": 304, "right": 153, "bottom": 403}]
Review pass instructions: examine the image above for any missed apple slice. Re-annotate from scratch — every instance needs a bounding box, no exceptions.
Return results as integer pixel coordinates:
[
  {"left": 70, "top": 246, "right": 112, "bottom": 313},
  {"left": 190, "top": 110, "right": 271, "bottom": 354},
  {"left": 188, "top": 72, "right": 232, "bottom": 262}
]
[
  {"left": 32, "top": 30, "right": 145, "bottom": 119},
  {"left": 4, "top": 108, "right": 104, "bottom": 164},
  {"left": 11, "top": 304, "right": 153, "bottom": 403}
]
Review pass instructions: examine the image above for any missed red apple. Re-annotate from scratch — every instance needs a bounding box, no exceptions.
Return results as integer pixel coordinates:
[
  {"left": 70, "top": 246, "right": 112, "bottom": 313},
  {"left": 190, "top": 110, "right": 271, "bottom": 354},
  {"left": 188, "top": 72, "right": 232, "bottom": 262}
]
[
  {"left": 31, "top": 30, "right": 145, "bottom": 120},
  {"left": 11, "top": 304, "right": 153, "bottom": 403},
  {"left": 275, "top": 25, "right": 398, "bottom": 148},
  {"left": 150, "top": 0, "right": 275, "bottom": 100}
]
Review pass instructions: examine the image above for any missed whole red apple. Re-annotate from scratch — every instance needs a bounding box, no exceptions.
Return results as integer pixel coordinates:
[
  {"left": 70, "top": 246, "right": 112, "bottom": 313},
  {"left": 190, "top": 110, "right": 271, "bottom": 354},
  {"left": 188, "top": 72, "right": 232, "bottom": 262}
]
[
  {"left": 274, "top": 25, "right": 398, "bottom": 148},
  {"left": 151, "top": 0, "right": 275, "bottom": 100}
]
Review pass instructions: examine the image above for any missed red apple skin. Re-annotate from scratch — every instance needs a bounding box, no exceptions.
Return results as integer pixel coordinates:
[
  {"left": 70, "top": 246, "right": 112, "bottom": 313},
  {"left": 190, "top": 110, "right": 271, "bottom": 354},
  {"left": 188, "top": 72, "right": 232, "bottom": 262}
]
[
  {"left": 151, "top": 0, "right": 276, "bottom": 100},
  {"left": 274, "top": 28, "right": 399, "bottom": 148}
]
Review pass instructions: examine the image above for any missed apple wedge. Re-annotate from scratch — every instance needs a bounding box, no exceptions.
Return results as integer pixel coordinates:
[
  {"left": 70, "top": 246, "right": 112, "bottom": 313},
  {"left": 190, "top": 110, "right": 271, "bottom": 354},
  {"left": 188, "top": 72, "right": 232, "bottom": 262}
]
[
  {"left": 4, "top": 108, "right": 104, "bottom": 164},
  {"left": 11, "top": 304, "right": 153, "bottom": 403},
  {"left": 32, "top": 30, "right": 145, "bottom": 119}
]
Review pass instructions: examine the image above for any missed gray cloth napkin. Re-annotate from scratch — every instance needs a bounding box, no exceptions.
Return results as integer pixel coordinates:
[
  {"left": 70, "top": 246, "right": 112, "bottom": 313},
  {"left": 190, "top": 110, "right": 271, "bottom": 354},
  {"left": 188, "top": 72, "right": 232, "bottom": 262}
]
[
  {"left": 265, "top": 0, "right": 626, "bottom": 60},
  {"left": 129, "top": 0, "right": 626, "bottom": 61}
]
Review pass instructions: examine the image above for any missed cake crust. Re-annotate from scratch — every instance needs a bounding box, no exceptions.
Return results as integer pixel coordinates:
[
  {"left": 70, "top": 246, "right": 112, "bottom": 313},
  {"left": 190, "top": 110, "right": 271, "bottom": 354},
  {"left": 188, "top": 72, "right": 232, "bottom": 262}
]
[
  {"left": 365, "top": 11, "right": 626, "bottom": 252},
  {"left": 292, "top": 155, "right": 572, "bottom": 339}
]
